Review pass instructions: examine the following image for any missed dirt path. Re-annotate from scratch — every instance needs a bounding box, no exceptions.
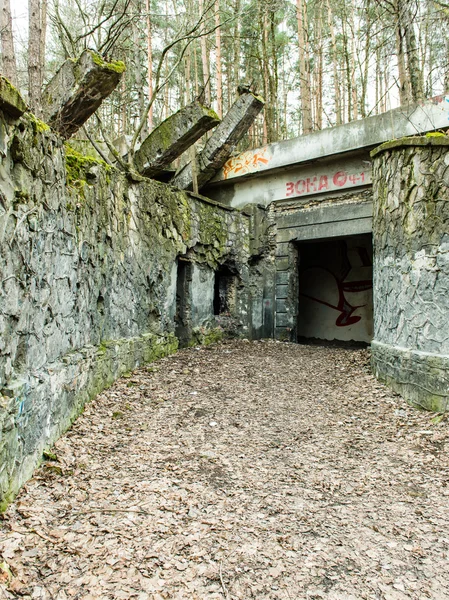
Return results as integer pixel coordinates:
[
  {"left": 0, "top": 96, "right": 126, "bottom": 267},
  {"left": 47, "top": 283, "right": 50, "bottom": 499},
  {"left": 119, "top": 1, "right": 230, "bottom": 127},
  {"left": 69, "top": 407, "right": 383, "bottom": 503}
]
[{"left": 1, "top": 340, "right": 448, "bottom": 600}]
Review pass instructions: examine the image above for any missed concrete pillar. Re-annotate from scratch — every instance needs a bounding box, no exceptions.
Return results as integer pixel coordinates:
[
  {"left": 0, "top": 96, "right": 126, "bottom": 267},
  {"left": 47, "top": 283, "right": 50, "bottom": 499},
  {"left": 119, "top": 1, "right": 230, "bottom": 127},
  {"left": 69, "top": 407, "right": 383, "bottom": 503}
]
[{"left": 371, "top": 136, "right": 449, "bottom": 412}]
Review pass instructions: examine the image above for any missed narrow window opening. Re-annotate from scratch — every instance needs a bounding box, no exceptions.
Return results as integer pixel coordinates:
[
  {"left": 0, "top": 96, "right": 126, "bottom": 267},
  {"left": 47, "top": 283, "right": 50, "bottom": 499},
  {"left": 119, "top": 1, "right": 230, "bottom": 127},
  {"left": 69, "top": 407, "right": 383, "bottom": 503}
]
[{"left": 214, "top": 265, "right": 237, "bottom": 316}]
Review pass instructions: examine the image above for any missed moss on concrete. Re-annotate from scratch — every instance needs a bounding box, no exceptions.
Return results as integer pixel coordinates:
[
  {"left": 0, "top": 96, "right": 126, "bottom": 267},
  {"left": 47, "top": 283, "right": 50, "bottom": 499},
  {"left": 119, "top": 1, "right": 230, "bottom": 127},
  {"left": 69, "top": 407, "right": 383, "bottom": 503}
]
[
  {"left": 371, "top": 135, "right": 449, "bottom": 158},
  {"left": 65, "top": 144, "right": 112, "bottom": 194},
  {"left": 188, "top": 327, "right": 224, "bottom": 347},
  {"left": 91, "top": 52, "right": 126, "bottom": 74},
  {"left": 27, "top": 113, "right": 50, "bottom": 133},
  {"left": 0, "top": 76, "right": 27, "bottom": 118}
]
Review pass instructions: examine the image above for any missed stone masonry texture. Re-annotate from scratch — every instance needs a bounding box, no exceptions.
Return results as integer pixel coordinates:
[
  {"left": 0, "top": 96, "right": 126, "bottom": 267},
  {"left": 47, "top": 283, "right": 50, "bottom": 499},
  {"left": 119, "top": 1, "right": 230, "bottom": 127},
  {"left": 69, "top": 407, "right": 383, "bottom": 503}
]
[
  {"left": 0, "top": 109, "right": 258, "bottom": 509},
  {"left": 371, "top": 137, "right": 449, "bottom": 412}
]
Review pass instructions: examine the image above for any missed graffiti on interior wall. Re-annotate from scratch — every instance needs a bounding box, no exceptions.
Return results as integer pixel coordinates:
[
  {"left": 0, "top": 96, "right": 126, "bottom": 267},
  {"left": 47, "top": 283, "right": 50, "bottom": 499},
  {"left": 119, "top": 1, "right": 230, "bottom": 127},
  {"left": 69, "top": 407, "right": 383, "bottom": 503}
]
[
  {"left": 300, "top": 244, "right": 372, "bottom": 327},
  {"left": 222, "top": 146, "right": 273, "bottom": 179}
]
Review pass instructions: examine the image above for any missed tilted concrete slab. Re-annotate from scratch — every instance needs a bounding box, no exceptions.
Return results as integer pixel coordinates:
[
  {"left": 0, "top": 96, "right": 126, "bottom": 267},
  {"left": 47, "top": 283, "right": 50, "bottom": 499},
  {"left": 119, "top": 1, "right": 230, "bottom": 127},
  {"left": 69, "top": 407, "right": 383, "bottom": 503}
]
[
  {"left": 210, "top": 95, "right": 449, "bottom": 184},
  {"left": 42, "top": 50, "right": 125, "bottom": 139},
  {"left": 0, "top": 76, "right": 27, "bottom": 119},
  {"left": 134, "top": 101, "right": 220, "bottom": 177},
  {"left": 170, "top": 92, "right": 264, "bottom": 190}
]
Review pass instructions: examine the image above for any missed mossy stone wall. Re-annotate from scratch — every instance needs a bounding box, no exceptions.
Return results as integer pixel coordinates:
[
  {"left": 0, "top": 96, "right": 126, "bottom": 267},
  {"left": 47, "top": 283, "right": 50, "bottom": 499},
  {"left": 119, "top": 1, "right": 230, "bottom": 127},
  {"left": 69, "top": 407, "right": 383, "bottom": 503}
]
[
  {"left": 0, "top": 112, "right": 252, "bottom": 509},
  {"left": 371, "top": 137, "right": 449, "bottom": 412}
]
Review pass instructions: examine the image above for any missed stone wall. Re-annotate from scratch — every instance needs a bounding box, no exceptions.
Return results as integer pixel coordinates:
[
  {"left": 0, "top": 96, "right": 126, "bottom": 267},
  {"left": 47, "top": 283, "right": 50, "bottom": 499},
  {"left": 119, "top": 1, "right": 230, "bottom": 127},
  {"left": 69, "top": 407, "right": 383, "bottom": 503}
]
[
  {"left": 371, "top": 137, "right": 449, "bottom": 412},
  {"left": 0, "top": 109, "right": 259, "bottom": 508}
]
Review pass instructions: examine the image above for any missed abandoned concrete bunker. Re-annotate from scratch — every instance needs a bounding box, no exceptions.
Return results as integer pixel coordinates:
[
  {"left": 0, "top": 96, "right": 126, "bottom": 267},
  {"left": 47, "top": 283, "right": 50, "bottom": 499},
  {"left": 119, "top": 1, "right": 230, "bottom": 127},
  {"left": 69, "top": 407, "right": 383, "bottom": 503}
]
[{"left": 1, "top": 77, "right": 449, "bottom": 510}]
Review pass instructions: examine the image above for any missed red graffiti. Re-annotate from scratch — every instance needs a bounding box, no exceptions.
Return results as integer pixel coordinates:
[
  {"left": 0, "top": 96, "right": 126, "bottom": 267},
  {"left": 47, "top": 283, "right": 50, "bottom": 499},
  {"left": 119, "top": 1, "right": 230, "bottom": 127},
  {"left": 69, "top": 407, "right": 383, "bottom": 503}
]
[
  {"left": 285, "top": 171, "right": 367, "bottom": 197},
  {"left": 333, "top": 171, "right": 347, "bottom": 186},
  {"left": 299, "top": 244, "right": 372, "bottom": 328}
]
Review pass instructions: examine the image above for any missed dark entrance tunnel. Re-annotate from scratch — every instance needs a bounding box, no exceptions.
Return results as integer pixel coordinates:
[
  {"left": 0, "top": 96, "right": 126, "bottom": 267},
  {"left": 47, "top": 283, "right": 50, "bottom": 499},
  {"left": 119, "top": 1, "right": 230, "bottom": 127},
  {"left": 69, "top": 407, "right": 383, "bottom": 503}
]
[{"left": 297, "top": 233, "right": 373, "bottom": 343}]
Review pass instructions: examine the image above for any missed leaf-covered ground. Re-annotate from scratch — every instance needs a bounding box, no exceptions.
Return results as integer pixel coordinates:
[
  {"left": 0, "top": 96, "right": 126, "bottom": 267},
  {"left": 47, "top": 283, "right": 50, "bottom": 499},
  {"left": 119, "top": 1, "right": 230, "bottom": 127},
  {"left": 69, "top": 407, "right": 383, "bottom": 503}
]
[{"left": 1, "top": 340, "right": 448, "bottom": 599}]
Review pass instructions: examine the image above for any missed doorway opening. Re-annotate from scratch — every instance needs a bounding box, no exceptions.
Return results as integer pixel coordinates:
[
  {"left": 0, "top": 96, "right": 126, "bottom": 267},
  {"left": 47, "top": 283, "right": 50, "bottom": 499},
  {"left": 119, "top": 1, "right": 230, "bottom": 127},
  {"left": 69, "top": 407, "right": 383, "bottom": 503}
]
[
  {"left": 297, "top": 233, "right": 373, "bottom": 343},
  {"left": 214, "top": 265, "right": 237, "bottom": 316},
  {"left": 175, "top": 259, "right": 192, "bottom": 345}
]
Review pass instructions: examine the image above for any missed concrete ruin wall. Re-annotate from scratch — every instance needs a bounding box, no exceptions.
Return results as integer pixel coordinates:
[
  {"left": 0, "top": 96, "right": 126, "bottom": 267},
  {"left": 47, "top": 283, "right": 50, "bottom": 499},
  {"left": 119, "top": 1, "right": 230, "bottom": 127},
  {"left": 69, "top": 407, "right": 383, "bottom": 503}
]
[
  {"left": 0, "top": 110, "right": 273, "bottom": 509},
  {"left": 271, "top": 190, "right": 373, "bottom": 342},
  {"left": 371, "top": 137, "right": 449, "bottom": 412}
]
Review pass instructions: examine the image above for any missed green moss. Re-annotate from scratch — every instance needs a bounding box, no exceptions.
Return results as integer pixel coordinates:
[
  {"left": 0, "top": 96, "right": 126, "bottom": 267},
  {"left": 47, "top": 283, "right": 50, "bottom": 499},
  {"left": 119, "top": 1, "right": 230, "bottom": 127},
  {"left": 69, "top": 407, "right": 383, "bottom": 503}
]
[
  {"left": 91, "top": 52, "right": 126, "bottom": 74},
  {"left": 189, "top": 327, "right": 224, "bottom": 347},
  {"left": 0, "top": 76, "right": 27, "bottom": 118},
  {"left": 28, "top": 113, "right": 50, "bottom": 133},
  {"left": 14, "top": 189, "right": 30, "bottom": 202},
  {"left": 425, "top": 131, "right": 447, "bottom": 138},
  {"left": 201, "top": 104, "right": 220, "bottom": 121},
  {"left": 43, "top": 450, "right": 58, "bottom": 461},
  {"left": 371, "top": 135, "right": 449, "bottom": 158},
  {"left": 65, "top": 144, "right": 112, "bottom": 200}
]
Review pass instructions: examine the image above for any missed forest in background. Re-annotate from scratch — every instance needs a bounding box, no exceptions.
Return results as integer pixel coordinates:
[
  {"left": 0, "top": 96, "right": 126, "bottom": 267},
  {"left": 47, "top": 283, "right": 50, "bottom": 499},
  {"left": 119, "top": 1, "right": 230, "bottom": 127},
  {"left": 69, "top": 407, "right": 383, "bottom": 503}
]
[{"left": 1, "top": 0, "right": 449, "bottom": 151}]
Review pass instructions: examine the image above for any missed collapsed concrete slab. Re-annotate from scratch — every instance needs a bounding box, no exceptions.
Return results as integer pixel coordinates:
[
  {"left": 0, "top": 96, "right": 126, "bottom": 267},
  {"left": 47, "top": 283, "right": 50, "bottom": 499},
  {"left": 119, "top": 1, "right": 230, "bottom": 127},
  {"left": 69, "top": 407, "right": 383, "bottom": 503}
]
[
  {"left": 170, "top": 92, "right": 264, "bottom": 191},
  {"left": 0, "top": 76, "right": 27, "bottom": 119},
  {"left": 42, "top": 50, "right": 125, "bottom": 139},
  {"left": 133, "top": 101, "right": 220, "bottom": 177}
]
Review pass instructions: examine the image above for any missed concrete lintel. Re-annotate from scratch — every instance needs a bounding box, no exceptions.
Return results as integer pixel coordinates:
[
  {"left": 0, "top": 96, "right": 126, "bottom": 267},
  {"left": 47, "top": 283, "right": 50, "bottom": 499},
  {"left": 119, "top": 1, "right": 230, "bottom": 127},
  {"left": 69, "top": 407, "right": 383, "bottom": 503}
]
[
  {"left": 276, "top": 201, "right": 373, "bottom": 230},
  {"left": 211, "top": 95, "right": 449, "bottom": 183},
  {"left": 277, "top": 216, "right": 373, "bottom": 243},
  {"left": 42, "top": 50, "right": 125, "bottom": 139},
  {"left": 134, "top": 101, "right": 220, "bottom": 177},
  {"left": 206, "top": 153, "right": 372, "bottom": 209}
]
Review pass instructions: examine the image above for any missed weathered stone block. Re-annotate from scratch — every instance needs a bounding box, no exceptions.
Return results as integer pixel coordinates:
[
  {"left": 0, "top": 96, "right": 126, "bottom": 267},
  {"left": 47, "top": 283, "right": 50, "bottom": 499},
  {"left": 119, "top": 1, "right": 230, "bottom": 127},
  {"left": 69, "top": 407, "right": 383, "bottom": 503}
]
[
  {"left": 134, "top": 101, "right": 220, "bottom": 177},
  {"left": 171, "top": 92, "right": 264, "bottom": 190},
  {"left": 0, "top": 76, "right": 27, "bottom": 119},
  {"left": 42, "top": 50, "right": 125, "bottom": 139}
]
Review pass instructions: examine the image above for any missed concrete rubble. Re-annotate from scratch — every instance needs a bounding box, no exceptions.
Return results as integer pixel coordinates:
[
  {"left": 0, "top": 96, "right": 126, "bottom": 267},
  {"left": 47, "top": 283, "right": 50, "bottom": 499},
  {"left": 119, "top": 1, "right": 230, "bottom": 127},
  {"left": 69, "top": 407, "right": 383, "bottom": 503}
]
[
  {"left": 42, "top": 49, "right": 125, "bottom": 139},
  {"left": 133, "top": 101, "right": 221, "bottom": 177},
  {"left": 171, "top": 92, "right": 265, "bottom": 190}
]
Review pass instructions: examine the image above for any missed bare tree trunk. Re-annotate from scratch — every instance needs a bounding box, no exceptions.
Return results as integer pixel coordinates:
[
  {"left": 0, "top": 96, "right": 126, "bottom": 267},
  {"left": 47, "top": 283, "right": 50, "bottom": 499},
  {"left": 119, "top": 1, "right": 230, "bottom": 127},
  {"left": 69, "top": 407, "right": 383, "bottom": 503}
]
[
  {"left": 198, "top": 0, "right": 211, "bottom": 104},
  {"left": 0, "top": 0, "right": 18, "bottom": 85},
  {"left": 296, "top": 0, "right": 312, "bottom": 134},
  {"left": 314, "top": 5, "right": 323, "bottom": 130},
  {"left": 215, "top": 0, "right": 222, "bottom": 117},
  {"left": 233, "top": 0, "right": 241, "bottom": 98},
  {"left": 131, "top": 3, "right": 147, "bottom": 138},
  {"left": 350, "top": 0, "right": 358, "bottom": 121},
  {"left": 145, "top": 0, "right": 154, "bottom": 129},
  {"left": 402, "top": 0, "right": 423, "bottom": 101},
  {"left": 40, "top": 0, "right": 47, "bottom": 89},
  {"left": 327, "top": 0, "right": 341, "bottom": 125},
  {"left": 394, "top": 0, "right": 411, "bottom": 105},
  {"left": 28, "top": 0, "right": 42, "bottom": 115},
  {"left": 360, "top": 0, "right": 371, "bottom": 118}
]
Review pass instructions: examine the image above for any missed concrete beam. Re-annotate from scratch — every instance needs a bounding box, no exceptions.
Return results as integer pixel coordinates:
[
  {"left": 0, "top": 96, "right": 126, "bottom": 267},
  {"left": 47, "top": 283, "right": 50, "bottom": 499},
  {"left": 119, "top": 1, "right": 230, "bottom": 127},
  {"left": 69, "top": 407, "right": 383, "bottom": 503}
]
[
  {"left": 42, "top": 50, "right": 125, "bottom": 139},
  {"left": 134, "top": 101, "right": 220, "bottom": 177},
  {"left": 210, "top": 94, "right": 449, "bottom": 183},
  {"left": 275, "top": 202, "right": 373, "bottom": 242},
  {"left": 0, "top": 76, "right": 27, "bottom": 119},
  {"left": 207, "top": 152, "right": 371, "bottom": 209},
  {"left": 170, "top": 92, "right": 264, "bottom": 190}
]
